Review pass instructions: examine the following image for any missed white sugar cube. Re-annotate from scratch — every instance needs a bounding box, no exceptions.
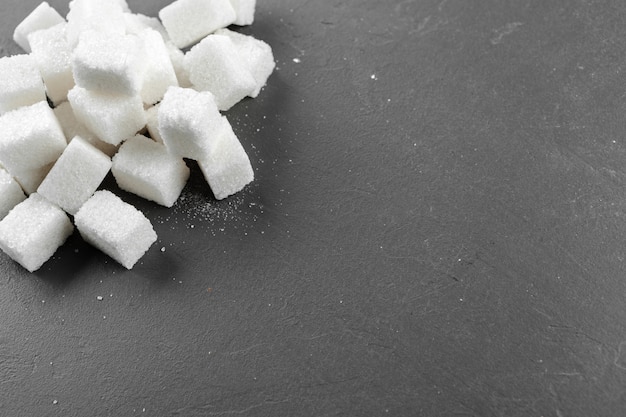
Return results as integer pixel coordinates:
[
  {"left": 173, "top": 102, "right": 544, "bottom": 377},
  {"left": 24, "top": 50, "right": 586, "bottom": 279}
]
[
  {"left": 0, "top": 101, "right": 66, "bottom": 174},
  {"left": 0, "top": 168, "right": 26, "bottom": 220},
  {"left": 136, "top": 29, "right": 179, "bottom": 105},
  {"left": 112, "top": 135, "right": 190, "bottom": 207},
  {"left": 184, "top": 34, "right": 256, "bottom": 110},
  {"left": 68, "top": 86, "right": 147, "bottom": 146},
  {"left": 75, "top": 190, "right": 157, "bottom": 269},
  {"left": 28, "top": 23, "right": 75, "bottom": 105},
  {"left": 53, "top": 102, "right": 118, "bottom": 157},
  {"left": 11, "top": 162, "right": 54, "bottom": 195},
  {"left": 166, "top": 42, "right": 192, "bottom": 88},
  {"left": 66, "top": 0, "right": 126, "bottom": 48},
  {"left": 229, "top": 0, "right": 255, "bottom": 26},
  {"left": 72, "top": 30, "right": 147, "bottom": 96},
  {"left": 159, "top": 0, "right": 236, "bottom": 49},
  {"left": 37, "top": 137, "right": 112, "bottom": 215},
  {"left": 157, "top": 87, "right": 225, "bottom": 159},
  {"left": 124, "top": 13, "right": 169, "bottom": 41},
  {"left": 0, "top": 193, "right": 73, "bottom": 272},
  {"left": 13, "top": 2, "right": 65, "bottom": 53},
  {"left": 0, "top": 54, "right": 46, "bottom": 115},
  {"left": 145, "top": 105, "right": 163, "bottom": 144},
  {"left": 198, "top": 117, "right": 253, "bottom": 199},
  {"left": 215, "top": 28, "right": 275, "bottom": 97}
]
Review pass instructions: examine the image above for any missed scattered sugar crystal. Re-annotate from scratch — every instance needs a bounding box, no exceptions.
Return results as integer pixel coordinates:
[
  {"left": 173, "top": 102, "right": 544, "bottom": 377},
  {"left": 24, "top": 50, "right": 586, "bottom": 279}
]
[
  {"left": 136, "top": 29, "right": 179, "bottom": 105},
  {"left": 0, "top": 193, "right": 73, "bottom": 272},
  {"left": 0, "top": 168, "right": 26, "bottom": 220},
  {"left": 185, "top": 34, "right": 256, "bottom": 110},
  {"left": 75, "top": 190, "right": 157, "bottom": 270},
  {"left": 0, "top": 54, "right": 47, "bottom": 115},
  {"left": 72, "top": 30, "right": 147, "bottom": 96},
  {"left": 112, "top": 135, "right": 189, "bottom": 207},
  {"left": 28, "top": 22, "right": 74, "bottom": 105},
  {"left": 159, "top": 0, "right": 236, "bottom": 49},
  {"left": 0, "top": 101, "right": 66, "bottom": 174},
  {"left": 65, "top": 0, "right": 126, "bottom": 48},
  {"left": 13, "top": 1, "right": 65, "bottom": 53},
  {"left": 215, "top": 28, "right": 275, "bottom": 97},
  {"left": 197, "top": 117, "right": 254, "bottom": 200},
  {"left": 37, "top": 136, "right": 112, "bottom": 215},
  {"left": 68, "top": 86, "right": 147, "bottom": 146},
  {"left": 158, "top": 87, "right": 225, "bottom": 158},
  {"left": 229, "top": 0, "right": 256, "bottom": 26},
  {"left": 53, "top": 102, "right": 118, "bottom": 157}
]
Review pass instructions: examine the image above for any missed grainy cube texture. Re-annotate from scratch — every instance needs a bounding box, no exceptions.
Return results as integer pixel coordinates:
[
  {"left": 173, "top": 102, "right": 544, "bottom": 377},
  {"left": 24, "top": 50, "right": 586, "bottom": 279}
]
[
  {"left": 184, "top": 34, "right": 256, "bottom": 110},
  {"left": 75, "top": 190, "right": 157, "bottom": 269},
  {"left": 0, "top": 101, "right": 66, "bottom": 174},
  {"left": 0, "top": 168, "right": 26, "bottom": 220},
  {"left": 37, "top": 137, "right": 112, "bottom": 215},
  {"left": 13, "top": 1, "right": 65, "bottom": 53},
  {"left": 11, "top": 162, "right": 54, "bottom": 195},
  {"left": 215, "top": 28, "right": 275, "bottom": 97},
  {"left": 112, "top": 135, "right": 190, "bottom": 207},
  {"left": 159, "top": 0, "right": 236, "bottom": 49},
  {"left": 68, "top": 86, "right": 147, "bottom": 146},
  {"left": 28, "top": 22, "right": 74, "bottom": 105},
  {"left": 66, "top": 0, "right": 126, "bottom": 48},
  {"left": 0, "top": 193, "right": 73, "bottom": 272},
  {"left": 157, "top": 87, "right": 225, "bottom": 159},
  {"left": 0, "top": 54, "right": 46, "bottom": 115},
  {"left": 53, "top": 102, "right": 118, "bottom": 157},
  {"left": 198, "top": 116, "right": 253, "bottom": 199},
  {"left": 136, "top": 29, "right": 179, "bottom": 105},
  {"left": 145, "top": 105, "right": 163, "bottom": 144},
  {"left": 229, "top": 0, "right": 255, "bottom": 26},
  {"left": 72, "top": 30, "right": 147, "bottom": 96}
]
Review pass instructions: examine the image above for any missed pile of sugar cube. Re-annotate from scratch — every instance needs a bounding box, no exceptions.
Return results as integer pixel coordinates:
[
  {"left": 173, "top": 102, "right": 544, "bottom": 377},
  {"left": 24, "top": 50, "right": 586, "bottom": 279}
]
[{"left": 0, "top": 0, "right": 275, "bottom": 272}]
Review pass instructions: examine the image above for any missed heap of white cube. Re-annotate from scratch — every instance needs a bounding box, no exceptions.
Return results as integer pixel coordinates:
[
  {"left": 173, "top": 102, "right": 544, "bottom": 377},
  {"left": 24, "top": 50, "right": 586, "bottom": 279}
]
[{"left": 0, "top": 0, "right": 274, "bottom": 272}]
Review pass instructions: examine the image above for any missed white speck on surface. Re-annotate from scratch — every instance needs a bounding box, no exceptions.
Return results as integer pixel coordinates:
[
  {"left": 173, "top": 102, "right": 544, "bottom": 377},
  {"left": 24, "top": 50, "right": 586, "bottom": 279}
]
[
  {"left": 161, "top": 247, "right": 166, "bottom": 252},
  {"left": 53, "top": 400, "right": 58, "bottom": 405},
  {"left": 293, "top": 57, "right": 301, "bottom": 63},
  {"left": 371, "top": 74, "right": 377, "bottom": 80},
  {"left": 97, "top": 296, "right": 103, "bottom": 301}
]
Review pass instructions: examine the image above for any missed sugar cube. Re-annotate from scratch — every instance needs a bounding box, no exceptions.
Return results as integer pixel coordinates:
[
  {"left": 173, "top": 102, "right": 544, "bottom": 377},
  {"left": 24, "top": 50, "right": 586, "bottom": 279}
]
[
  {"left": 159, "top": 0, "right": 236, "bottom": 49},
  {"left": 229, "top": 0, "right": 255, "bottom": 26},
  {"left": 166, "top": 42, "right": 192, "bottom": 88},
  {"left": 145, "top": 105, "right": 163, "bottom": 144},
  {"left": 53, "top": 102, "right": 118, "bottom": 157},
  {"left": 74, "top": 190, "right": 157, "bottom": 269},
  {"left": 136, "top": 29, "right": 179, "bottom": 105},
  {"left": 37, "top": 137, "right": 112, "bottom": 215},
  {"left": 28, "top": 23, "right": 74, "bottom": 105},
  {"left": 124, "top": 13, "right": 169, "bottom": 41},
  {"left": 157, "top": 87, "right": 225, "bottom": 159},
  {"left": 0, "top": 168, "right": 26, "bottom": 220},
  {"left": 0, "top": 193, "right": 73, "bottom": 272},
  {"left": 66, "top": 0, "right": 126, "bottom": 48},
  {"left": 215, "top": 28, "right": 275, "bottom": 97},
  {"left": 112, "top": 135, "right": 190, "bottom": 207},
  {"left": 184, "top": 34, "right": 256, "bottom": 110},
  {"left": 11, "top": 162, "right": 54, "bottom": 195},
  {"left": 0, "top": 101, "right": 66, "bottom": 174},
  {"left": 72, "top": 30, "right": 147, "bottom": 96},
  {"left": 0, "top": 54, "right": 47, "bottom": 115},
  {"left": 197, "top": 117, "right": 253, "bottom": 199},
  {"left": 68, "top": 86, "right": 147, "bottom": 146},
  {"left": 13, "top": 2, "right": 65, "bottom": 53}
]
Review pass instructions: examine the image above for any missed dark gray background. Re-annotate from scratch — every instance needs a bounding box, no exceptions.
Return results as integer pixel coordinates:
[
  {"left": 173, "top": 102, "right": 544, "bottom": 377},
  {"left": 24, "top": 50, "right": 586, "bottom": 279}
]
[{"left": 2, "top": 0, "right": 626, "bottom": 415}]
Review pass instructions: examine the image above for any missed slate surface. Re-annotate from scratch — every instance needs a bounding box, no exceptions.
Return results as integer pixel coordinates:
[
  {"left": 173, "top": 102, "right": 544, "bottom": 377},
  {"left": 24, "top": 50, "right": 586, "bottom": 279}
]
[{"left": 2, "top": 0, "right": 626, "bottom": 416}]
